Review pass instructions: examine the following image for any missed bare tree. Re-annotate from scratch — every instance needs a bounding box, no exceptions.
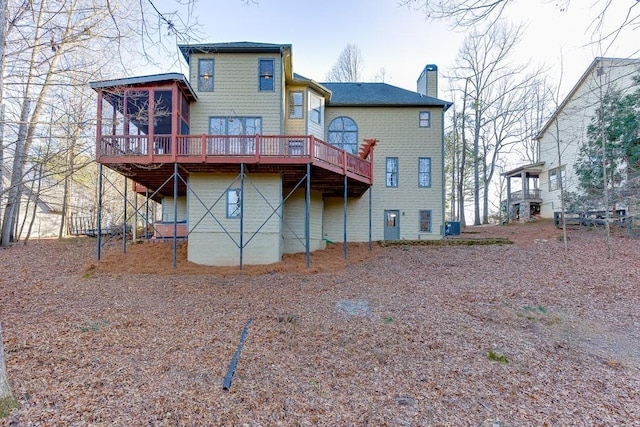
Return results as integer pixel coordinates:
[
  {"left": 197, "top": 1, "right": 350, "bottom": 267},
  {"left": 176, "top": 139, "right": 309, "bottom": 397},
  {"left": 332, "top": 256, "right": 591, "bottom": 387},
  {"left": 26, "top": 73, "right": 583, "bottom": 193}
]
[
  {"left": 518, "top": 77, "right": 554, "bottom": 164},
  {"left": 401, "top": 0, "right": 639, "bottom": 46},
  {"left": 0, "top": 0, "right": 202, "bottom": 246},
  {"left": 326, "top": 43, "right": 365, "bottom": 82},
  {"left": 480, "top": 72, "right": 540, "bottom": 223},
  {"left": 450, "top": 21, "right": 529, "bottom": 224}
]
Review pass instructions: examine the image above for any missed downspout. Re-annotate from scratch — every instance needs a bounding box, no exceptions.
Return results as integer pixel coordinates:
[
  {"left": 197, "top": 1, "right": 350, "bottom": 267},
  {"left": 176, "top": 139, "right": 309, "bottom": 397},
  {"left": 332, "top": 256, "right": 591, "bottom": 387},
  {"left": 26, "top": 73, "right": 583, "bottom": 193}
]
[{"left": 441, "top": 107, "right": 446, "bottom": 238}]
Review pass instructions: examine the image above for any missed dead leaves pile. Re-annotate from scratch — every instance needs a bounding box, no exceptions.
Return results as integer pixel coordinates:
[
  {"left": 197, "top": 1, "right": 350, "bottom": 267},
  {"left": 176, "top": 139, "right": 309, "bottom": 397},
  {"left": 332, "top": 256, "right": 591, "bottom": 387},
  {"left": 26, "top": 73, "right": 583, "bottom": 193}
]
[{"left": 0, "top": 221, "right": 639, "bottom": 425}]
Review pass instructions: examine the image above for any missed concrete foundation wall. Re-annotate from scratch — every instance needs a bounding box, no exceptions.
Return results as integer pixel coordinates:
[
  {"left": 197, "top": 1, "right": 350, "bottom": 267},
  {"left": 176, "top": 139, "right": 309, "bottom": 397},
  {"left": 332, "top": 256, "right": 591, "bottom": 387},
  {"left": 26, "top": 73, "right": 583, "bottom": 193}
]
[
  {"left": 282, "top": 189, "right": 325, "bottom": 254},
  {"left": 187, "top": 172, "right": 282, "bottom": 266}
]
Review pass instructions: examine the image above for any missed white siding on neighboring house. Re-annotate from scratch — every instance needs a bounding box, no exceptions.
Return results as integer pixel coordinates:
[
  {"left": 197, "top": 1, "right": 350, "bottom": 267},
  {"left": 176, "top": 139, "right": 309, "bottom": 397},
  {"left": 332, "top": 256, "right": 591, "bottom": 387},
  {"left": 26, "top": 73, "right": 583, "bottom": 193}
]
[
  {"left": 187, "top": 172, "right": 282, "bottom": 265},
  {"left": 536, "top": 58, "right": 640, "bottom": 217}
]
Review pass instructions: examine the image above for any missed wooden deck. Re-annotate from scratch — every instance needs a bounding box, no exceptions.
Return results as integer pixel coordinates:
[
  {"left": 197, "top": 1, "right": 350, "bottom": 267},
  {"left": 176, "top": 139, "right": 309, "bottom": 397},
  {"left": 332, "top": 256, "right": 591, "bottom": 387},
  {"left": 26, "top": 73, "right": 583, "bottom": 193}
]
[{"left": 98, "top": 134, "right": 374, "bottom": 198}]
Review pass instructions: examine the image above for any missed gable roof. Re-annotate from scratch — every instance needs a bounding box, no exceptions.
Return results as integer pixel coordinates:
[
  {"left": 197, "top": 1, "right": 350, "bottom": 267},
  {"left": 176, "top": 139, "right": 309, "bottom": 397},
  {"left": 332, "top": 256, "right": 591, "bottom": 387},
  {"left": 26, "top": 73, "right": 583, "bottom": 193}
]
[
  {"left": 291, "top": 73, "right": 332, "bottom": 100},
  {"left": 178, "top": 41, "right": 291, "bottom": 61},
  {"left": 89, "top": 73, "right": 198, "bottom": 101},
  {"left": 535, "top": 57, "right": 640, "bottom": 140},
  {"left": 321, "top": 82, "right": 452, "bottom": 109}
]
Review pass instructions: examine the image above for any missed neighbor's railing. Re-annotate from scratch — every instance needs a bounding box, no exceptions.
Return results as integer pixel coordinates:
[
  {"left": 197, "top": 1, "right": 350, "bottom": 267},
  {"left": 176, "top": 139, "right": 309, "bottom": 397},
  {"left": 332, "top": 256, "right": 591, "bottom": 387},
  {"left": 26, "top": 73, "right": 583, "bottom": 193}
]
[{"left": 509, "top": 189, "right": 541, "bottom": 201}]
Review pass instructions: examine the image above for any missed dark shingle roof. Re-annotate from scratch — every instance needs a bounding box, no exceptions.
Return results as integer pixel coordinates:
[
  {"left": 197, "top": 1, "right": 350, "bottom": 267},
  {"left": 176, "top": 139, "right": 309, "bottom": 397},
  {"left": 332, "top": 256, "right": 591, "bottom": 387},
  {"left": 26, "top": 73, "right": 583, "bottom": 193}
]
[
  {"left": 179, "top": 42, "right": 291, "bottom": 62},
  {"left": 89, "top": 73, "right": 197, "bottom": 101},
  {"left": 321, "top": 82, "right": 451, "bottom": 109}
]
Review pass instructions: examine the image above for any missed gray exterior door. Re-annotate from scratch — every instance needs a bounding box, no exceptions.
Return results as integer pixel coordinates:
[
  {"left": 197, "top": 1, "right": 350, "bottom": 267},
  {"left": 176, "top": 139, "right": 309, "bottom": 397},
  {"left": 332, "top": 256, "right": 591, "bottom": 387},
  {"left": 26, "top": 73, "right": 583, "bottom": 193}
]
[{"left": 384, "top": 210, "right": 400, "bottom": 240}]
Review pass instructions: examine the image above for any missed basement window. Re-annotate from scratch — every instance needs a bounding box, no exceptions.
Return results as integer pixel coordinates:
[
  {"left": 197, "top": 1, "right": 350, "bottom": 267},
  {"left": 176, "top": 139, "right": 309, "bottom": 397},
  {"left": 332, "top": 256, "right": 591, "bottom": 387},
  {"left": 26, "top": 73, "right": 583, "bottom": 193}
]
[
  {"left": 419, "top": 210, "right": 432, "bottom": 232},
  {"left": 227, "top": 189, "right": 242, "bottom": 218}
]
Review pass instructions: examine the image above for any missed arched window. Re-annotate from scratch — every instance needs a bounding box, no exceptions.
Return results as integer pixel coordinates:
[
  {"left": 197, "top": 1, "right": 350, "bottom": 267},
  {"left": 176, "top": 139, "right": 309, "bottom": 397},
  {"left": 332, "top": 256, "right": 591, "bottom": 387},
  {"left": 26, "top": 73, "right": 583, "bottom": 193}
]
[{"left": 328, "top": 117, "right": 358, "bottom": 154}]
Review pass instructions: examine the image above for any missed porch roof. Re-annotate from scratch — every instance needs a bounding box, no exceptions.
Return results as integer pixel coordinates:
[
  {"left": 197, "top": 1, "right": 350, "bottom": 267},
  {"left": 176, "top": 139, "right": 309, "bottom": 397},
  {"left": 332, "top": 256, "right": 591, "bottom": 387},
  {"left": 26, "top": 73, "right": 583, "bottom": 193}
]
[
  {"left": 502, "top": 162, "right": 545, "bottom": 178},
  {"left": 89, "top": 73, "right": 198, "bottom": 101}
]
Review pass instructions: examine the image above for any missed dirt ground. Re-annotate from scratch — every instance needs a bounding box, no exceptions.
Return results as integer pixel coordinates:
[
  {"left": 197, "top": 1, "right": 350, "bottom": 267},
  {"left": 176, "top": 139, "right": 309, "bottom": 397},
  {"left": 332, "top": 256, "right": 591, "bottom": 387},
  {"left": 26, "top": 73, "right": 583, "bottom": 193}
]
[{"left": 0, "top": 219, "right": 639, "bottom": 426}]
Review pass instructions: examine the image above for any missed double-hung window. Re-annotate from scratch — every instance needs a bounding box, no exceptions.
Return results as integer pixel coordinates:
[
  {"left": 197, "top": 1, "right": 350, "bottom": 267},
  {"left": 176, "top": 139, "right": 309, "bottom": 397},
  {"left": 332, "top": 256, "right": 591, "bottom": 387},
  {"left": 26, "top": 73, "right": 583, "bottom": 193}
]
[
  {"left": 386, "top": 157, "right": 399, "bottom": 187},
  {"left": 418, "top": 157, "right": 431, "bottom": 187},
  {"left": 198, "top": 59, "right": 214, "bottom": 92},
  {"left": 310, "top": 95, "right": 322, "bottom": 124},
  {"left": 259, "top": 59, "right": 275, "bottom": 91},
  {"left": 419, "top": 210, "right": 432, "bottom": 232},
  {"left": 289, "top": 92, "right": 303, "bottom": 119},
  {"left": 549, "top": 166, "right": 565, "bottom": 191},
  {"left": 419, "top": 111, "right": 431, "bottom": 128}
]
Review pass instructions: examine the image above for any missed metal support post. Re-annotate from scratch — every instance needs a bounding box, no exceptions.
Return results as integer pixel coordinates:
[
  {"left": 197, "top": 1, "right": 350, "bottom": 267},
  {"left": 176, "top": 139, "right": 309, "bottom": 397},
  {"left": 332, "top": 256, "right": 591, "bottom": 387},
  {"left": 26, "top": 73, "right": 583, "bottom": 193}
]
[
  {"left": 305, "top": 163, "right": 310, "bottom": 268},
  {"left": 173, "top": 162, "right": 178, "bottom": 268},
  {"left": 145, "top": 188, "right": 149, "bottom": 238},
  {"left": 123, "top": 177, "right": 127, "bottom": 254},
  {"left": 239, "top": 163, "right": 245, "bottom": 270},
  {"left": 343, "top": 175, "right": 347, "bottom": 259},
  {"left": 97, "top": 164, "right": 103, "bottom": 261}
]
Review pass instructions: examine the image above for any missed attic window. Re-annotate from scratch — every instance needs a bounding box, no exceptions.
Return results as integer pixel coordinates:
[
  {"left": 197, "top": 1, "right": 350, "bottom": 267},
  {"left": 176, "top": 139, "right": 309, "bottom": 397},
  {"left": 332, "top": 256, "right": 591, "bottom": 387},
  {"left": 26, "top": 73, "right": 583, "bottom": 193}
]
[{"left": 259, "top": 59, "right": 274, "bottom": 91}]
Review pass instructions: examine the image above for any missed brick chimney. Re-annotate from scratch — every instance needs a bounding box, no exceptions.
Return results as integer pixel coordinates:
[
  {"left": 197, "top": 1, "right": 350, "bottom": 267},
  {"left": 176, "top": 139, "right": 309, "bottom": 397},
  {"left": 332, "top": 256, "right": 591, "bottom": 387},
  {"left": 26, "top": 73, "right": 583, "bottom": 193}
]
[{"left": 417, "top": 64, "right": 438, "bottom": 98}]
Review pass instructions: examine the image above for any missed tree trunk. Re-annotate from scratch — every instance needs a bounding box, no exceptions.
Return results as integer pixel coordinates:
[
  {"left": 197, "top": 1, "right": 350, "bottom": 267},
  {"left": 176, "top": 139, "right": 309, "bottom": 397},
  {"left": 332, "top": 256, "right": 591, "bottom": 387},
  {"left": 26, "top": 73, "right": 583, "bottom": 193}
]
[
  {"left": 1, "top": 98, "right": 31, "bottom": 247},
  {"left": 473, "top": 104, "right": 481, "bottom": 226},
  {"left": 0, "top": 322, "right": 17, "bottom": 417}
]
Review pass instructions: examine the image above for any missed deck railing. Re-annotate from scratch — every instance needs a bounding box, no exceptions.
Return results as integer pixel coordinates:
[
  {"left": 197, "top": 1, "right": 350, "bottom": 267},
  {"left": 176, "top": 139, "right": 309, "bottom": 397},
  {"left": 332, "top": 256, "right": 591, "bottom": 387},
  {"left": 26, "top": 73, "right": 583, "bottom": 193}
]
[
  {"left": 509, "top": 189, "right": 542, "bottom": 201},
  {"left": 98, "top": 134, "right": 372, "bottom": 180}
]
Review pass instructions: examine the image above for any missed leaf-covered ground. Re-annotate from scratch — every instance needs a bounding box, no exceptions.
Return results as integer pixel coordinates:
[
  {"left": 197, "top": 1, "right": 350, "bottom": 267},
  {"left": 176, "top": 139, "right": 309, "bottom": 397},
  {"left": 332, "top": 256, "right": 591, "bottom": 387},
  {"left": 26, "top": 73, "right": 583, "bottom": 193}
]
[{"left": 0, "top": 219, "right": 639, "bottom": 426}]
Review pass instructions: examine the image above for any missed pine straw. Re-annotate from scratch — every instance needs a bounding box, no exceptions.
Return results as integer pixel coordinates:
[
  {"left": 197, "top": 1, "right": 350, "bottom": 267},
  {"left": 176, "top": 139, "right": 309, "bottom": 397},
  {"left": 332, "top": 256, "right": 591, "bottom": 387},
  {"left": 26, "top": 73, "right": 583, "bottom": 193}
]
[{"left": 1, "top": 219, "right": 639, "bottom": 425}]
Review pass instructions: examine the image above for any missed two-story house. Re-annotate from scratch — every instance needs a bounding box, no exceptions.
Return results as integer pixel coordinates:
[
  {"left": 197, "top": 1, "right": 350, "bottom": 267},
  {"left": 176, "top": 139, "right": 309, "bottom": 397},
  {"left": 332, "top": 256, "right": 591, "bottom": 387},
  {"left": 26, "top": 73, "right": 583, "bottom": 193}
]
[
  {"left": 90, "top": 42, "right": 451, "bottom": 266},
  {"left": 504, "top": 56, "right": 640, "bottom": 222}
]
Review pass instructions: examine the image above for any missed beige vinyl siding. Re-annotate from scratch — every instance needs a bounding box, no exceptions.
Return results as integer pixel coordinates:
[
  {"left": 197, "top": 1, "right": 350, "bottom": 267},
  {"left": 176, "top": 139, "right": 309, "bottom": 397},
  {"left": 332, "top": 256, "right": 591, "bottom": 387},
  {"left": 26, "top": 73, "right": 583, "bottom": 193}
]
[
  {"left": 284, "top": 85, "right": 306, "bottom": 135},
  {"left": 282, "top": 189, "right": 325, "bottom": 253},
  {"left": 188, "top": 53, "right": 283, "bottom": 135},
  {"left": 187, "top": 172, "right": 282, "bottom": 265},
  {"left": 324, "top": 106, "right": 444, "bottom": 241},
  {"left": 161, "top": 196, "right": 187, "bottom": 221},
  {"left": 323, "top": 193, "right": 371, "bottom": 242}
]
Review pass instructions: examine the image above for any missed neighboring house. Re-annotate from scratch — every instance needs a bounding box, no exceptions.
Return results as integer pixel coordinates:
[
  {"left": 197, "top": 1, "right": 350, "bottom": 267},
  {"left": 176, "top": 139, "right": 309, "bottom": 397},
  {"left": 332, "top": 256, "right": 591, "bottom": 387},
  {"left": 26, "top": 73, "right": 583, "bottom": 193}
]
[
  {"left": 1, "top": 166, "right": 62, "bottom": 239},
  {"left": 90, "top": 42, "right": 451, "bottom": 266},
  {"left": 505, "top": 57, "right": 640, "bottom": 221},
  {"left": 1, "top": 163, "right": 96, "bottom": 239}
]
